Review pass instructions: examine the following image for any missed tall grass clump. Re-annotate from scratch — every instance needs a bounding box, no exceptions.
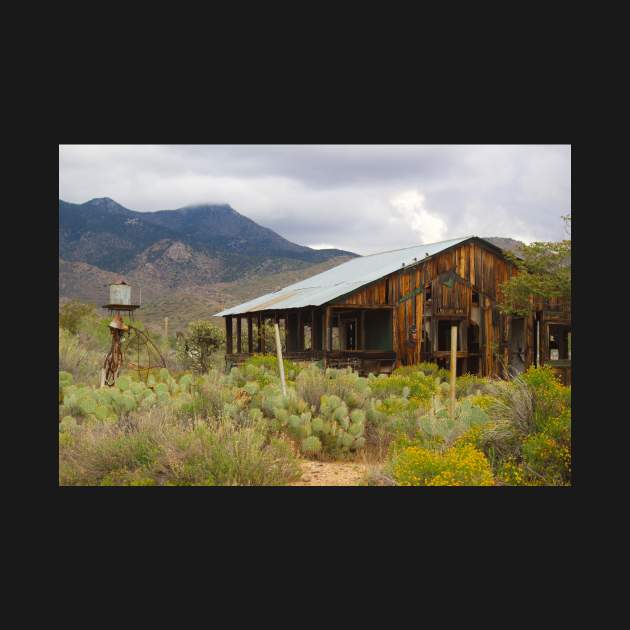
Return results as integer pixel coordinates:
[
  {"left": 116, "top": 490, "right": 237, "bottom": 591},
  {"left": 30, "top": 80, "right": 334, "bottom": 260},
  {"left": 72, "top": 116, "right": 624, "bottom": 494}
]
[
  {"left": 59, "top": 328, "right": 103, "bottom": 386},
  {"left": 59, "top": 407, "right": 301, "bottom": 486}
]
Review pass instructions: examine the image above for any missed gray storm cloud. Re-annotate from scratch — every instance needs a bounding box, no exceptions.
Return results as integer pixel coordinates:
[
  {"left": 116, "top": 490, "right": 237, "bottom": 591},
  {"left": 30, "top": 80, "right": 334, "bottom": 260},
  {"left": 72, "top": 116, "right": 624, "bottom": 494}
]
[{"left": 59, "top": 145, "right": 571, "bottom": 255}]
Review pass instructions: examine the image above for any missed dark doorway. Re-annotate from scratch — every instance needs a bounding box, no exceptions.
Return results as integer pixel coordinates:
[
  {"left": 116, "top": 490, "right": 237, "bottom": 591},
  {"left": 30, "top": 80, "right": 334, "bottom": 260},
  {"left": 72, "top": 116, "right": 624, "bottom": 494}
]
[
  {"left": 548, "top": 323, "right": 571, "bottom": 361},
  {"left": 510, "top": 318, "right": 526, "bottom": 376},
  {"left": 467, "top": 321, "right": 480, "bottom": 374},
  {"left": 438, "top": 320, "right": 460, "bottom": 351}
]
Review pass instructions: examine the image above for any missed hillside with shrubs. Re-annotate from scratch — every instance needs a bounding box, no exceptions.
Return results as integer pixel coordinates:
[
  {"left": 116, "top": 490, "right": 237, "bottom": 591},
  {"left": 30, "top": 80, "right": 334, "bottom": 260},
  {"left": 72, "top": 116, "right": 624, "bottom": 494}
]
[{"left": 58, "top": 302, "right": 571, "bottom": 487}]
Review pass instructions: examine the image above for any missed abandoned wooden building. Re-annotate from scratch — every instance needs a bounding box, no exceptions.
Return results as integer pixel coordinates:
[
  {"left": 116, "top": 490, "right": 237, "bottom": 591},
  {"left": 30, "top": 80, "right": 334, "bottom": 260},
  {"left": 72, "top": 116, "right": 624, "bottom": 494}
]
[{"left": 215, "top": 236, "right": 571, "bottom": 383}]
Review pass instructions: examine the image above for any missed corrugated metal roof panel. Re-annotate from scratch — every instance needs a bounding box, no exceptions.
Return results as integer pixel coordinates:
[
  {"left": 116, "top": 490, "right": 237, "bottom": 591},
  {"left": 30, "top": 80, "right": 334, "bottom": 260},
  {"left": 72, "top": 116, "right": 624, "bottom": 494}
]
[{"left": 214, "top": 235, "right": 475, "bottom": 316}]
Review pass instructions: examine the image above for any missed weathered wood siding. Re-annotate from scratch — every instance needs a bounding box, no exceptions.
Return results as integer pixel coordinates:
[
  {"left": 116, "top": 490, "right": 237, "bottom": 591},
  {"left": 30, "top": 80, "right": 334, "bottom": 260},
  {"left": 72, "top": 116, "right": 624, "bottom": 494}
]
[{"left": 335, "top": 239, "right": 519, "bottom": 375}]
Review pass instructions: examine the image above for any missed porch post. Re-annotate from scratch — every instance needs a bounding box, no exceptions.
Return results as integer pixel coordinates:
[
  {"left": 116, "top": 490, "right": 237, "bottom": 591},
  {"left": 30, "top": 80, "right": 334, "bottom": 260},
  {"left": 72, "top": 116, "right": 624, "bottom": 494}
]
[
  {"left": 323, "top": 306, "right": 331, "bottom": 368},
  {"left": 260, "top": 314, "right": 266, "bottom": 353},
  {"left": 236, "top": 316, "right": 242, "bottom": 354},
  {"left": 257, "top": 313, "right": 263, "bottom": 353},
  {"left": 297, "top": 310, "right": 302, "bottom": 352},
  {"left": 226, "top": 316, "right": 233, "bottom": 355},
  {"left": 311, "top": 308, "right": 318, "bottom": 354},
  {"left": 360, "top": 310, "right": 366, "bottom": 350},
  {"left": 247, "top": 315, "right": 253, "bottom": 354}
]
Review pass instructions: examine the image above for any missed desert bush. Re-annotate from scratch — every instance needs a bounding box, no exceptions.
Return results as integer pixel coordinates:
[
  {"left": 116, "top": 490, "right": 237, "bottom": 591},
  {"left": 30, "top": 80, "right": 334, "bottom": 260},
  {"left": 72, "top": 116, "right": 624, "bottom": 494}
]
[
  {"left": 520, "top": 408, "right": 571, "bottom": 485},
  {"left": 414, "top": 362, "right": 450, "bottom": 381},
  {"left": 520, "top": 365, "right": 569, "bottom": 428},
  {"left": 362, "top": 463, "right": 396, "bottom": 486},
  {"left": 59, "top": 407, "right": 301, "bottom": 486},
  {"left": 59, "top": 300, "right": 98, "bottom": 334},
  {"left": 485, "top": 376, "right": 536, "bottom": 436},
  {"left": 296, "top": 366, "right": 328, "bottom": 410},
  {"left": 187, "top": 370, "right": 237, "bottom": 420},
  {"left": 464, "top": 367, "right": 571, "bottom": 485},
  {"left": 59, "top": 328, "right": 103, "bottom": 386},
  {"left": 175, "top": 320, "right": 225, "bottom": 373},
  {"left": 455, "top": 374, "right": 491, "bottom": 398},
  {"left": 467, "top": 393, "right": 496, "bottom": 411},
  {"left": 390, "top": 443, "right": 494, "bottom": 486},
  {"left": 245, "top": 354, "right": 301, "bottom": 381},
  {"left": 369, "top": 371, "right": 436, "bottom": 402}
]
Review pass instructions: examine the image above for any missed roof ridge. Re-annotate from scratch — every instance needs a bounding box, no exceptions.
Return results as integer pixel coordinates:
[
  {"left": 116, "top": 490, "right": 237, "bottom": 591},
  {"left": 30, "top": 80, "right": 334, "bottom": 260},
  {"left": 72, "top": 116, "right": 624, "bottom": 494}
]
[{"left": 359, "top": 235, "right": 475, "bottom": 258}]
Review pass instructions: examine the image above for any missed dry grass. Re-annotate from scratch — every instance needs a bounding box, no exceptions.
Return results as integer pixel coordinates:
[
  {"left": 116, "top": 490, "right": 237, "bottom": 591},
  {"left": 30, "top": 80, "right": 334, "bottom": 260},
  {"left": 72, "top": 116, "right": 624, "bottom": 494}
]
[{"left": 59, "top": 407, "right": 301, "bottom": 486}]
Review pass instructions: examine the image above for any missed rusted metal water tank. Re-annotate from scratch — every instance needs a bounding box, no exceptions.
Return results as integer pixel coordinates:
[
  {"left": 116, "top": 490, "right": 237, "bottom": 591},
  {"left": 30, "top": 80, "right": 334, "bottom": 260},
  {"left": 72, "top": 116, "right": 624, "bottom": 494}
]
[{"left": 109, "top": 281, "right": 131, "bottom": 305}]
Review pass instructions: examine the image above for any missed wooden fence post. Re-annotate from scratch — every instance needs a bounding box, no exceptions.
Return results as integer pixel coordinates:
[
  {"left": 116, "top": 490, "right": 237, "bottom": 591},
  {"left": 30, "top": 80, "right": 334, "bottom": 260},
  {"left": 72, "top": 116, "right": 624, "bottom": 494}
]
[
  {"left": 275, "top": 322, "right": 287, "bottom": 396},
  {"left": 450, "top": 324, "right": 457, "bottom": 418}
]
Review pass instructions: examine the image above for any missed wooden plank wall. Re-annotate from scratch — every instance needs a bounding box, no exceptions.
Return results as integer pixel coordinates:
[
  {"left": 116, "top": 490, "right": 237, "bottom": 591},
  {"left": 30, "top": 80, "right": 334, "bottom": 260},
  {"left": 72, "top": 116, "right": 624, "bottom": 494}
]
[{"left": 336, "top": 240, "right": 518, "bottom": 375}]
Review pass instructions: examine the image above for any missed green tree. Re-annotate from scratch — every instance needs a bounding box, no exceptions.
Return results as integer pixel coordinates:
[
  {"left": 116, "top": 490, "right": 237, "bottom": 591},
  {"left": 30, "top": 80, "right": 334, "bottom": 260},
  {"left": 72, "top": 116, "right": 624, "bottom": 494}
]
[
  {"left": 176, "top": 320, "right": 226, "bottom": 373},
  {"left": 59, "top": 300, "right": 98, "bottom": 334},
  {"left": 498, "top": 215, "right": 571, "bottom": 317}
]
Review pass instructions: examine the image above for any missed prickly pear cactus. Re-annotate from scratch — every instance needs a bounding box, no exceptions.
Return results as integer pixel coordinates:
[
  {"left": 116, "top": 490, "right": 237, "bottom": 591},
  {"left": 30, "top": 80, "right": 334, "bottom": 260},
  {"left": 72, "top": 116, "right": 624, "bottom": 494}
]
[
  {"left": 78, "top": 396, "right": 97, "bottom": 415},
  {"left": 301, "top": 435, "right": 322, "bottom": 455},
  {"left": 94, "top": 404, "right": 111, "bottom": 421},
  {"left": 341, "top": 433, "right": 355, "bottom": 449},
  {"left": 179, "top": 374, "right": 193, "bottom": 392},
  {"left": 350, "top": 409, "right": 365, "bottom": 424},
  {"left": 155, "top": 383, "right": 169, "bottom": 396},
  {"left": 59, "top": 416, "right": 79, "bottom": 434}
]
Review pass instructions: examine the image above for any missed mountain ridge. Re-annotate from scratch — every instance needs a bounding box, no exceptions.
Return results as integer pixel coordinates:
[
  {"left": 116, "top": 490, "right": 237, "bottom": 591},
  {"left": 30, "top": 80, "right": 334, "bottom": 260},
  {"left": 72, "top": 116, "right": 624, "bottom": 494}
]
[{"left": 59, "top": 197, "right": 525, "bottom": 332}]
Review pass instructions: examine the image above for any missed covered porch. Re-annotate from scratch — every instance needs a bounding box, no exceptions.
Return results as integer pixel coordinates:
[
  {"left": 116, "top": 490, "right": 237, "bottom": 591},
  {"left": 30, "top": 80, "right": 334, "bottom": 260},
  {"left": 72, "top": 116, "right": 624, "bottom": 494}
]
[{"left": 224, "top": 304, "right": 396, "bottom": 375}]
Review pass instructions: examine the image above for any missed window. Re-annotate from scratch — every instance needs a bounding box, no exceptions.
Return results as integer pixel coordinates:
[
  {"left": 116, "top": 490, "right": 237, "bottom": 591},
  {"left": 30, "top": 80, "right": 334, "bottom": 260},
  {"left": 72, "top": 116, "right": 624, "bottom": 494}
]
[
  {"left": 472, "top": 290, "right": 480, "bottom": 306},
  {"left": 425, "top": 284, "right": 432, "bottom": 303},
  {"left": 548, "top": 323, "right": 571, "bottom": 361},
  {"left": 437, "top": 320, "right": 459, "bottom": 351}
]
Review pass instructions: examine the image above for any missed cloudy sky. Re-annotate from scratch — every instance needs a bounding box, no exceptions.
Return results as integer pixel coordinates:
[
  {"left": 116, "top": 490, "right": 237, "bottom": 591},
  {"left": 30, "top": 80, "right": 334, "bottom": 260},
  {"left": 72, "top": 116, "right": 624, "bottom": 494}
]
[{"left": 59, "top": 145, "right": 571, "bottom": 255}]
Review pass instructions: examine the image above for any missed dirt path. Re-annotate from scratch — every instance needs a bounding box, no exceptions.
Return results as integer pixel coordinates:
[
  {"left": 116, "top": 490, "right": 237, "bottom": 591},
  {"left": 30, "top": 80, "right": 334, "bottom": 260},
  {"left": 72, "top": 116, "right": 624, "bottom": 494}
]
[{"left": 288, "top": 460, "right": 366, "bottom": 486}]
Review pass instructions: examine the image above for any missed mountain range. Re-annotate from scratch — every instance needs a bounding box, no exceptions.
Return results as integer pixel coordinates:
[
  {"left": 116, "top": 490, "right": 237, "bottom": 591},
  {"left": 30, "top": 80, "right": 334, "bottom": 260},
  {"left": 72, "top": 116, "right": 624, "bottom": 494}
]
[
  {"left": 59, "top": 197, "right": 524, "bottom": 332},
  {"left": 59, "top": 198, "right": 357, "bottom": 329}
]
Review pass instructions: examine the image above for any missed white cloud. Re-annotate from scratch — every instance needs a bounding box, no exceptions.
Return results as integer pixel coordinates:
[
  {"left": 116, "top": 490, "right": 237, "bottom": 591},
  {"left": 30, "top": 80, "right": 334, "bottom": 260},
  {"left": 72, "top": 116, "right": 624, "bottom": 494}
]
[
  {"left": 389, "top": 190, "right": 448, "bottom": 244},
  {"left": 59, "top": 145, "right": 571, "bottom": 254}
]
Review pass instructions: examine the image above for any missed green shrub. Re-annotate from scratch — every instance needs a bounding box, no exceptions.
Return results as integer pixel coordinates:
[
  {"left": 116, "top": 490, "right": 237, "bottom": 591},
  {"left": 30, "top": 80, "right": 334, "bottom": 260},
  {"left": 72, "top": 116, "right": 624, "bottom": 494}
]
[
  {"left": 295, "top": 367, "right": 325, "bottom": 410},
  {"left": 521, "top": 408, "right": 571, "bottom": 485},
  {"left": 59, "top": 328, "right": 103, "bottom": 386},
  {"left": 369, "top": 373, "right": 435, "bottom": 402},
  {"left": 59, "top": 300, "right": 98, "bottom": 334},
  {"left": 390, "top": 443, "right": 495, "bottom": 486},
  {"left": 520, "top": 365, "right": 569, "bottom": 429},
  {"left": 245, "top": 354, "right": 300, "bottom": 380}
]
